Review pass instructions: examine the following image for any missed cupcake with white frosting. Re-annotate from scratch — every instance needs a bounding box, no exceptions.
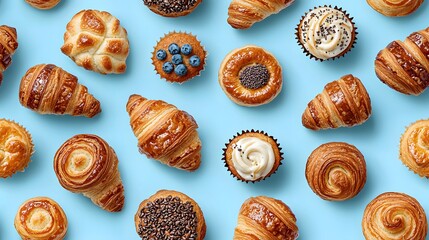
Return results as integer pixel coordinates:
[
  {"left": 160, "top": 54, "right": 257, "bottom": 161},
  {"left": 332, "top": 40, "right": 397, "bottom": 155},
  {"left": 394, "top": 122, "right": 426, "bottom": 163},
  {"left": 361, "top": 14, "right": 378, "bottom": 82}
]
[
  {"left": 223, "top": 130, "right": 283, "bottom": 183},
  {"left": 296, "top": 6, "right": 357, "bottom": 61}
]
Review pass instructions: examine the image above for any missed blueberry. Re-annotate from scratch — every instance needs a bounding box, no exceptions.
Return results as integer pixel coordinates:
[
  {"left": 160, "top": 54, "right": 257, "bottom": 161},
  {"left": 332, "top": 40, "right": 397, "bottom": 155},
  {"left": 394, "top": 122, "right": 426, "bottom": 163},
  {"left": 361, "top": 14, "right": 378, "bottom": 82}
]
[
  {"left": 168, "top": 43, "right": 180, "bottom": 55},
  {"left": 174, "top": 64, "right": 188, "bottom": 76},
  {"left": 189, "top": 55, "right": 201, "bottom": 67},
  {"left": 181, "top": 44, "right": 192, "bottom": 55},
  {"left": 156, "top": 50, "right": 167, "bottom": 60},
  {"left": 162, "top": 62, "right": 174, "bottom": 74},
  {"left": 171, "top": 54, "right": 183, "bottom": 65}
]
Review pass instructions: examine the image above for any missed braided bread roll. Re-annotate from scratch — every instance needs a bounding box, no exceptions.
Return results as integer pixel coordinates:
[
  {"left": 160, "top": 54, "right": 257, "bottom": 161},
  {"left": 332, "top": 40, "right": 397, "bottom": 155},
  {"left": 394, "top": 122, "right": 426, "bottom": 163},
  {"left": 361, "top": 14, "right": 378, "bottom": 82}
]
[
  {"left": 227, "top": 0, "right": 295, "bottom": 29},
  {"left": 302, "top": 74, "right": 372, "bottom": 130},
  {"left": 19, "top": 64, "right": 101, "bottom": 118},
  {"left": 375, "top": 27, "right": 429, "bottom": 95},
  {"left": 54, "top": 134, "right": 124, "bottom": 212},
  {"left": 14, "top": 197, "right": 68, "bottom": 240},
  {"left": 362, "top": 192, "right": 428, "bottom": 240},
  {"left": 400, "top": 120, "right": 429, "bottom": 177},
  {"left": 0, "top": 25, "right": 18, "bottom": 85},
  {"left": 366, "top": 0, "right": 424, "bottom": 16},
  {"left": 25, "top": 0, "right": 61, "bottom": 10},
  {"left": 306, "top": 142, "right": 367, "bottom": 201},
  {"left": 126, "top": 94, "right": 202, "bottom": 171},
  {"left": 61, "top": 9, "right": 129, "bottom": 74},
  {"left": 234, "top": 196, "right": 299, "bottom": 239}
]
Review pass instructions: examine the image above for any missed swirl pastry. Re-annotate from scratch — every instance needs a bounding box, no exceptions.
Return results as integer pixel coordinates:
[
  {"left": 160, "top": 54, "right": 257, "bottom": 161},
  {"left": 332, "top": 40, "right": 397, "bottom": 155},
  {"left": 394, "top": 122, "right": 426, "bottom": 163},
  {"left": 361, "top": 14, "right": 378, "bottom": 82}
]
[
  {"left": 0, "top": 119, "right": 34, "bottom": 178},
  {"left": 362, "top": 192, "right": 428, "bottom": 240},
  {"left": 219, "top": 46, "right": 283, "bottom": 107},
  {"left": 400, "top": 120, "right": 429, "bottom": 177},
  {"left": 53, "top": 134, "right": 125, "bottom": 212},
  {"left": 61, "top": 10, "right": 129, "bottom": 74},
  {"left": 306, "top": 142, "right": 367, "bottom": 201},
  {"left": 223, "top": 130, "right": 283, "bottom": 182},
  {"left": 126, "top": 94, "right": 202, "bottom": 171},
  {"left": 375, "top": 27, "right": 429, "bottom": 95},
  {"left": 302, "top": 74, "right": 372, "bottom": 130},
  {"left": 143, "top": 0, "right": 203, "bottom": 17},
  {"left": 14, "top": 197, "right": 68, "bottom": 240},
  {"left": 135, "top": 190, "right": 206, "bottom": 239},
  {"left": 234, "top": 196, "right": 299, "bottom": 239},
  {"left": 25, "top": 0, "right": 61, "bottom": 9},
  {"left": 296, "top": 6, "right": 357, "bottom": 61},
  {"left": 367, "top": 0, "right": 424, "bottom": 16},
  {"left": 0, "top": 25, "right": 18, "bottom": 85},
  {"left": 19, "top": 64, "right": 101, "bottom": 118}
]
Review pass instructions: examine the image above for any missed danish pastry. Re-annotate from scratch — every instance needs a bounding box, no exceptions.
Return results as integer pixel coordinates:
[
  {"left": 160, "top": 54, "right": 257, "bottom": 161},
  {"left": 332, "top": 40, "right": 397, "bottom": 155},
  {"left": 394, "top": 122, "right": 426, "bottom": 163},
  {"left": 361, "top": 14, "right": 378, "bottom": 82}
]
[
  {"left": 0, "top": 25, "right": 18, "bottom": 85},
  {"left": 25, "top": 0, "right": 61, "bottom": 9},
  {"left": 234, "top": 196, "right": 299, "bottom": 239},
  {"left": 54, "top": 134, "right": 125, "bottom": 212},
  {"left": 362, "top": 192, "right": 427, "bottom": 240},
  {"left": 61, "top": 10, "right": 129, "bottom": 74},
  {"left": 135, "top": 190, "right": 206, "bottom": 240},
  {"left": 219, "top": 45, "right": 282, "bottom": 107},
  {"left": 400, "top": 120, "right": 429, "bottom": 177},
  {"left": 302, "top": 74, "right": 372, "bottom": 130},
  {"left": 143, "top": 0, "right": 203, "bottom": 17},
  {"left": 306, "top": 142, "right": 367, "bottom": 201},
  {"left": 126, "top": 94, "right": 202, "bottom": 171},
  {"left": 0, "top": 119, "right": 33, "bottom": 178},
  {"left": 15, "top": 197, "right": 68, "bottom": 240},
  {"left": 367, "top": 0, "right": 424, "bottom": 16}
]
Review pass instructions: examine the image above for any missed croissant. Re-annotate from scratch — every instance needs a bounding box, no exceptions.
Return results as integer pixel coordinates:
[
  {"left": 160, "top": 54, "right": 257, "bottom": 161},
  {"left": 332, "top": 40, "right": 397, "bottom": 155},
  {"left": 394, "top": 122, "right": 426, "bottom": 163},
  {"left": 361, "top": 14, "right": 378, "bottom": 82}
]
[
  {"left": 19, "top": 64, "right": 101, "bottom": 118},
  {"left": 0, "top": 25, "right": 18, "bottom": 85},
  {"left": 362, "top": 192, "right": 428, "bottom": 240},
  {"left": 234, "top": 196, "right": 299, "bottom": 239},
  {"left": 375, "top": 27, "right": 429, "bottom": 95},
  {"left": 53, "top": 134, "right": 124, "bottom": 212},
  {"left": 302, "top": 74, "right": 372, "bottom": 130},
  {"left": 366, "top": 0, "right": 424, "bottom": 16},
  {"left": 227, "top": 0, "right": 295, "bottom": 29},
  {"left": 61, "top": 9, "right": 129, "bottom": 74},
  {"left": 400, "top": 119, "right": 429, "bottom": 177},
  {"left": 25, "top": 0, "right": 61, "bottom": 10},
  {"left": 14, "top": 197, "right": 68, "bottom": 240},
  {"left": 126, "top": 94, "right": 202, "bottom": 171}
]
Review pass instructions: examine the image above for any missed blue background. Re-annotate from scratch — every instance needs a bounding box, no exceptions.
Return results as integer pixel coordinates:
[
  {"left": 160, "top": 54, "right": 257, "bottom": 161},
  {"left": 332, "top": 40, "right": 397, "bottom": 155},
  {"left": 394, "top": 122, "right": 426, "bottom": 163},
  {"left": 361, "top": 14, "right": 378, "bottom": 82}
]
[{"left": 1, "top": 0, "right": 429, "bottom": 239}]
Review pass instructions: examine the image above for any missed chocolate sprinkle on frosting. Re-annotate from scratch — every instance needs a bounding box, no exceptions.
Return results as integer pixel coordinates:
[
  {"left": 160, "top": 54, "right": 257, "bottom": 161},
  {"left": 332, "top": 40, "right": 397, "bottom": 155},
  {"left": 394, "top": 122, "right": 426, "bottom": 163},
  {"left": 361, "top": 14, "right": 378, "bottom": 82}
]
[
  {"left": 137, "top": 195, "right": 198, "bottom": 239},
  {"left": 239, "top": 64, "right": 270, "bottom": 90},
  {"left": 143, "top": 0, "right": 198, "bottom": 14}
]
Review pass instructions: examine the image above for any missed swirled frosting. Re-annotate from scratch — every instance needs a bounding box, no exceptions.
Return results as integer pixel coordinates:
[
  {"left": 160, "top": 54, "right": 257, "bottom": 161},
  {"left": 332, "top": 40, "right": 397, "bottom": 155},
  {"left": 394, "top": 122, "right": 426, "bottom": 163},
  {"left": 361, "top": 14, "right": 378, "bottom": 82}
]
[
  {"left": 232, "top": 137, "right": 275, "bottom": 181},
  {"left": 299, "top": 7, "right": 354, "bottom": 60}
]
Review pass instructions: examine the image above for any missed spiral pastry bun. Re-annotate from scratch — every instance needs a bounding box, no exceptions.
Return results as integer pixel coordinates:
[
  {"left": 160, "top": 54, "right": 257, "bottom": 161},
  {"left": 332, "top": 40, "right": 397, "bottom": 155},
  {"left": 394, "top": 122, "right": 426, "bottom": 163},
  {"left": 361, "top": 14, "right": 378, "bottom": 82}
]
[
  {"left": 14, "top": 197, "right": 68, "bottom": 240},
  {"left": 53, "top": 134, "right": 125, "bottom": 212},
  {"left": 362, "top": 192, "right": 428, "bottom": 240},
  {"left": 400, "top": 120, "right": 429, "bottom": 177},
  {"left": 306, "top": 142, "right": 367, "bottom": 201},
  {"left": 366, "top": 0, "right": 424, "bottom": 16}
]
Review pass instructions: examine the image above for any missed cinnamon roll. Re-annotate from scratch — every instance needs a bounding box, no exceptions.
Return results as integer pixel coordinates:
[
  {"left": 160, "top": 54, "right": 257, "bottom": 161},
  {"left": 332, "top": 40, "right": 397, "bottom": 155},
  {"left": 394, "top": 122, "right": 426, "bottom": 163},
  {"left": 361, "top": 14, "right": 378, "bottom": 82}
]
[{"left": 400, "top": 120, "right": 429, "bottom": 177}]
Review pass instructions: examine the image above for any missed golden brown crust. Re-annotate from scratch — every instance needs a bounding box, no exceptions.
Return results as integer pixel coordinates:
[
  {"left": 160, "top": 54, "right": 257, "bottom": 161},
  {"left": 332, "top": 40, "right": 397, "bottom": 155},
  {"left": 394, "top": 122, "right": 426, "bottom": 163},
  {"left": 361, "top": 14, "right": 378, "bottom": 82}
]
[
  {"left": 25, "top": 0, "right": 61, "bottom": 10},
  {"left": 134, "top": 190, "right": 206, "bottom": 240},
  {"left": 227, "top": 0, "right": 295, "bottom": 29},
  {"left": 234, "top": 196, "right": 299, "bottom": 240},
  {"left": 305, "top": 142, "right": 366, "bottom": 201},
  {"left": 366, "top": 0, "right": 424, "bottom": 16},
  {"left": 219, "top": 45, "right": 282, "bottom": 106},
  {"left": 152, "top": 32, "right": 206, "bottom": 83},
  {"left": 60, "top": 9, "right": 129, "bottom": 74},
  {"left": 14, "top": 197, "right": 68, "bottom": 240},
  {"left": 362, "top": 192, "right": 428, "bottom": 240},
  {"left": 19, "top": 64, "right": 101, "bottom": 118},
  {"left": 126, "top": 94, "right": 202, "bottom": 171},
  {"left": 144, "top": 0, "right": 202, "bottom": 17},
  {"left": 302, "top": 74, "right": 372, "bottom": 130},
  {"left": 0, "top": 25, "right": 18, "bottom": 83},
  {"left": 0, "top": 119, "right": 33, "bottom": 178},
  {"left": 53, "top": 134, "right": 124, "bottom": 212},
  {"left": 375, "top": 27, "right": 429, "bottom": 95}
]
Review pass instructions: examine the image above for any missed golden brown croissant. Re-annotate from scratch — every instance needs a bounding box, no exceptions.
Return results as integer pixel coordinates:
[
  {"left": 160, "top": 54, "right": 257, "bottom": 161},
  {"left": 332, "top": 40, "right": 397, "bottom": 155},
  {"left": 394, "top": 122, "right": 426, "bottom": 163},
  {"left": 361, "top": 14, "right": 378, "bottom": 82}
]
[
  {"left": 234, "top": 196, "right": 299, "bottom": 239},
  {"left": 400, "top": 119, "right": 429, "bottom": 177},
  {"left": 302, "top": 74, "right": 372, "bottom": 130},
  {"left": 61, "top": 10, "right": 129, "bottom": 74},
  {"left": 375, "top": 27, "right": 429, "bottom": 95},
  {"left": 126, "top": 94, "right": 202, "bottom": 171},
  {"left": 227, "top": 0, "right": 295, "bottom": 29},
  {"left": 19, "top": 64, "right": 101, "bottom": 118},
  {"left": 14, "top": 197, "right": 68, "bottom": 240},
  {"left": 0, "top": 25, "right": 18, "bottom": 85},
  {"left": 366, "top": 0, "right": 424, "bottom": 16},
  {"left": 25, "top": 0, "right": 61, "bottom": 10},
  {"left": 362, "top": 192, "right": 428, "bottom": 240},
  {"left": 306, "top": 142, "right": 367, "bottom": 201},
  {"left": 53, "top": 134, "right": 124, "bottom": 212}
]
